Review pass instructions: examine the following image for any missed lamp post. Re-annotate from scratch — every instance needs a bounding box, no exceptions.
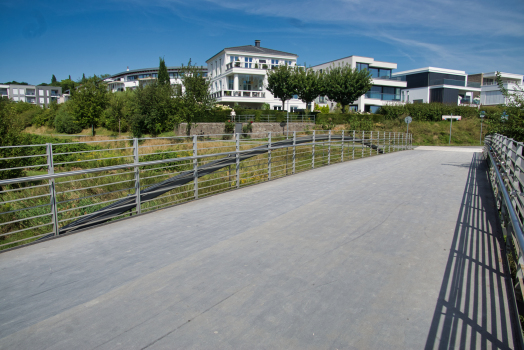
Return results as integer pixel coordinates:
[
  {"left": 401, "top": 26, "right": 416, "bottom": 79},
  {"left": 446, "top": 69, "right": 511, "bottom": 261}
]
[
  {"left": 501, "top": 111, "right": 508, "bottom": 123},
  {"left": 479, "top": 111, "right": 485, "bottom": 145}
]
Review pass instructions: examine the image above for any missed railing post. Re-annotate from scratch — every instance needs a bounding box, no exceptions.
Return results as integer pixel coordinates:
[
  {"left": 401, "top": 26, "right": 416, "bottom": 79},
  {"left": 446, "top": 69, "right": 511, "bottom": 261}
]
[
  {"left": 328, "top": 130, "right": 331, "bottom": 165},
  {"left": 362, "top": 130, "right": 365, "bottom": 158},
  {"left": 47, "top": 143, "right": 59, "bottom": 236},
  {"left": 312, "top": 130, "right": 316, "bottom": 169},
  {"left": 352, "top": 130, "right": 355, "bottom": 160},
  {"left": 193, "top": 135, "right": 198, "bottom": 199},
  {"left": 268, "top": 132, "right": 272, "bottom": 181},
  {"left": 377, "top": 131, "right": 380, "bottom": 155},
  {"left": 133, "top": 138, "right": 141, "bottom": 215},
  {"left": 292, "top": 131, "right": 296, "bottom": 174},
  {"left": 236, "top": 132, "right": 240, "bottom": 188},
  {"left": 389, "top": 132, "right": 391, "bottom": 153},
  {"left": 369, "top": 131, "right": 373, "bottom": 157},
  {"left": 341, "top": 130, "right": 345, "bottom": 162}
]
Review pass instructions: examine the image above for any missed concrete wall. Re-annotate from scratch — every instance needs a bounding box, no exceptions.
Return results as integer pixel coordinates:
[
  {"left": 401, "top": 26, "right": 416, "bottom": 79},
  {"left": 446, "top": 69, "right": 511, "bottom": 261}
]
[{"left": 176, "top": 122, "right": 315, "bottom": 136}]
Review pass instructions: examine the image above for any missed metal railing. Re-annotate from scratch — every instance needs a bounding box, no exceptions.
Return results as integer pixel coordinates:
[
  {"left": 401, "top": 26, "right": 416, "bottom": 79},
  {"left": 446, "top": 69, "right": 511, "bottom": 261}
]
[
  {"left": 485, "top": 133, "right": 524, "bottom": 345},
  {"left": 0, "top": 130, "right": 413, "bottom": 251},
  {"left": 232, "top": 115, "right": 316, "bottom": 123}
]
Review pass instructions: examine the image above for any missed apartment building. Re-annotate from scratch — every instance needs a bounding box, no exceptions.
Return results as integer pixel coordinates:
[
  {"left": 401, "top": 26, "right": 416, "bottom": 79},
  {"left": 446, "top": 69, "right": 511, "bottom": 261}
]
[
  {"left": 206, "top": 40, "right": 307, "bottom": 111},
  {"left": 104, "top": 66, "right": 207, "bottom": 93},
  {"left": 0, "top": 84, "right": 62, "bottom": 107},
  {"left": 311, "top": 56, "right": 407, "bottom": 113},
  {"left": 391, "top": 67, "right": 481, "bottom": 105},
  {"left": 467, "top": 72, "right": 523, "bottom": 106}
]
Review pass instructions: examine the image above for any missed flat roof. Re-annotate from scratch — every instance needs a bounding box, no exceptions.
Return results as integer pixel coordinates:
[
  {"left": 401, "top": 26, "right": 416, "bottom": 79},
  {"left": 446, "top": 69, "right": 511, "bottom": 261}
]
[
  {"left": 392, "top": 67, "right": 466, "bottom": 76},
  {"left": 111, "top": 66, "right": 207, "bottom": 78},
  {"left": 207, "top": 45, "right": 298, "bottom": 63},
  {"left": 310, "top": 55, "right": 397, "bottom": 68}
]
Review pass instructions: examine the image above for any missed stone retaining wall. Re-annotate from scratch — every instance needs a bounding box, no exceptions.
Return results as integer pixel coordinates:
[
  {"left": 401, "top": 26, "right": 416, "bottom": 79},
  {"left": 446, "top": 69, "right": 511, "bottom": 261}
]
[{"left": 176, "top": 122, "right": 315, "bottom": 136}]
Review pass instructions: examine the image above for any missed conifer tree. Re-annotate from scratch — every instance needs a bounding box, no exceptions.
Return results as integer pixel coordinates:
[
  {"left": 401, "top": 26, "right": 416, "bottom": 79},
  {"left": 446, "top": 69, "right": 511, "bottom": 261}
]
[
  {"left": 158, "top": 57, "right": 170, "bottom": 86},
  {"left": 51, "top": 75, "right": 57, "bottom": 84}
]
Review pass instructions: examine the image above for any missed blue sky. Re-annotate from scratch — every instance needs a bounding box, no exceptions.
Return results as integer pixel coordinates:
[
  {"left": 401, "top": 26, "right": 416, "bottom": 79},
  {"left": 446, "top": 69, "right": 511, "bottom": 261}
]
[{"left": 1, "top": 0, "right": 523, "bottom": 85}]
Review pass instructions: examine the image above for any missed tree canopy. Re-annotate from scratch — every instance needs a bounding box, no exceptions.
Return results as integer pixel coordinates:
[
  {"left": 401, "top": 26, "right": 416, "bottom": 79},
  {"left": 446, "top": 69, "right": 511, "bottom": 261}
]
[
  {"left": 69, "top": 75, "right": 109, "bottom": 132},
  {"left": 294, "top": 67, "right": 323, "bottom": 114},
  {"left": 322, "top": 64, "right": 372, "bottom": 112},
  {"left": 266, "top": 64, "right": 296, "bottom": 110},
  {"left": 158, "top": 57, "right": 170, "bottom": 86}
]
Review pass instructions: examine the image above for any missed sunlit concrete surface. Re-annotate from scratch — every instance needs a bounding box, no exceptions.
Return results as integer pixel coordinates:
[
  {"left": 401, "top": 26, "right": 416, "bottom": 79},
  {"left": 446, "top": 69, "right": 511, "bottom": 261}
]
[{"left": 0, "top": 147, "right": 517, "bottom": 349}]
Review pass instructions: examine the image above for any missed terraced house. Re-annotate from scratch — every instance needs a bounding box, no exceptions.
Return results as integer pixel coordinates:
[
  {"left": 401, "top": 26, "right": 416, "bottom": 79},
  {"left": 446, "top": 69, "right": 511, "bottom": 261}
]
[{"left": 207, "top": 40, "right": 307, "bottom": 111}]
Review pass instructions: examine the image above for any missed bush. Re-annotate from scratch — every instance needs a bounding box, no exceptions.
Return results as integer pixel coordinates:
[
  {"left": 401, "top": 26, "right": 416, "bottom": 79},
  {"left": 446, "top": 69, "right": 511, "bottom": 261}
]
[
  {"left": 55, "top": 108, "right": 83, "bottom": 134},
  {"left": 378, "top": 103, "right": 502, "bottom": 122},
  {"left": 224, "top": 120, "right": 234, "bottom": 133}
]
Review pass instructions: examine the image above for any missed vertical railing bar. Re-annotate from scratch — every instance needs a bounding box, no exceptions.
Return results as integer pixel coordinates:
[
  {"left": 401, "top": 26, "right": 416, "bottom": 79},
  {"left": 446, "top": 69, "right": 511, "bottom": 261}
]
[
  {"left": 312, "top": 130, "right": 316, "bottom": 169},
  {"left": 193, "top": 135, "right": 198, "bottom": 199},
  {"left": 133, "top": 138, "right": 141, "bottom": 215},
  {"left": 341, "top": 130, "right": 345, "bottom": 162},
  {"left": 268, "top": 132, "right": 272, "bottom": 181},
  {"left": 369, "top": 131, "right": 373, "bottom": 157},
  {"left": 292, "top": 131, "right": 296, "bottom": 174},
  {"left": 236, "top": 133, "right": 240, "bottom": 188},
  {"left": 362, "top": 130, "right": 365, "bottom": 158},
  {"left": 47, "top": 143, "right": 59, "bottom": 236},
  {"left": 328, "top": 130, "right": 331, "bottom": 165},
  {"left": 352, "top": 130, "right": 355, "bottom": 160}
]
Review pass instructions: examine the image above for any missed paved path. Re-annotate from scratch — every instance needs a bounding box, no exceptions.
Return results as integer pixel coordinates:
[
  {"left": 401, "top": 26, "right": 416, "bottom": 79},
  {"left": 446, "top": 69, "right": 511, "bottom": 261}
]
[{"left": 0, "top": 147, "right": 518, "bottom": 349}]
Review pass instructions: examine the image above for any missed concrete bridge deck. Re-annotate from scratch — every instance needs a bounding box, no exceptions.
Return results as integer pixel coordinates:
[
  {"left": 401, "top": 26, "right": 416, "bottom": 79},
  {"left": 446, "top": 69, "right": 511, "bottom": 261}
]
[{"left": 0, "top": 146, "right": 518, "bottom": 349}]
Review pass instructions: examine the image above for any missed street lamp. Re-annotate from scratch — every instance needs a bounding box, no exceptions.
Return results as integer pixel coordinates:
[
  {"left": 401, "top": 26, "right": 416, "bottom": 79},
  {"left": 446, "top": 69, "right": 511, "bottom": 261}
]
[
  {"left": 501, "top": 111, "right": 509, "bottom": 122},
  {"left": 479, "top": 111, "right": 485, "bottom": 145}
]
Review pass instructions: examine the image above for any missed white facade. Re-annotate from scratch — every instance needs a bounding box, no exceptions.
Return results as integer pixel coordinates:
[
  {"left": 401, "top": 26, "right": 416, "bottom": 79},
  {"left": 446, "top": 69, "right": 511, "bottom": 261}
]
[
  {"left": 0, "top": 84, "right": 62, "bottom": 107},
  {"left": 104, "top": 67, "right": 201, "bottom": 93},
  {"left": 207, "top": 40, "right": 307, "bottom": 112},
  {"left": 310, "top": 56, "right": 406, "bottom": 113},
  {"left": 468, "top": 72, "right": 523, "bottom": 106},
  {"left": 392, "top": 67, "right": 481, "bottom": 105}
]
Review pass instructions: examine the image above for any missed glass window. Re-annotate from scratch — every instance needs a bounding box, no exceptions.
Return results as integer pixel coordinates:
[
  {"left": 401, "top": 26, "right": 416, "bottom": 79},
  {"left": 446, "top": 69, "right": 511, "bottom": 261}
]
[
  {"left": 239, "top": 74, "right": 263, "bottom": 91},
  {"left": 228, "top": 77, "right": 234, "bottom": 90},
  {"left": 378, "top": 69, "right": 391, "bottom": 78},
  {"left": 271, "top": 59, "right": 279, "bottom": 68},
  {"left": 369, "top": 68, "right": 379, "bottom": 78},
  {"left": 357, "top": 63, "right": 369, "bottom": 71},
  {"left": 152, "top": 73, "right": 158, "bottom": 78},
  {"left": 244, "top": 57, "right": 252, "bottom": 68}
]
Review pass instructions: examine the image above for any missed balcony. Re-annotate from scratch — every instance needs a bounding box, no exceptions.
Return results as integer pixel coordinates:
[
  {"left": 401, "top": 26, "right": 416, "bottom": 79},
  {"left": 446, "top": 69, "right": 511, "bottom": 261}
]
[
  {"left": 365, "top": 92, "right": 401, "bottom": 101},
  {"left": 429, "top": 79, "right": 465, "bottom": 87},
  {"left": 467, "top": 82, "right": 481, "bottom": 88},
  {"left": 221, "top": 90, "right": 266, "bottom": 98},
  {"left": 25, "top": 90, "right": 36, "bottom": 96},
  {"left": 50, "top": 91, "right": 60, "bottom": 97}
]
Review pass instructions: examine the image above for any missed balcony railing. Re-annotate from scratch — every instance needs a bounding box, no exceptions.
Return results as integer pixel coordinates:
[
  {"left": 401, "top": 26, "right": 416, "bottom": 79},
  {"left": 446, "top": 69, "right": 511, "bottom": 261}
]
[
  {"left": 50, "top": 92, "right": 60, "bottom": 97},
  {"left": 429, "top": 79, "right": 466, "bottom": 87},
  {"left": 25, "top": 91, "right": 36, "bottom": 96},
  {"left": 467, "top": 82, "right": 481, "bottom": 88},
  {"left": 221, "top": 91, "right": 266, "bottom": 98},
  {"left": 225, "top": 63, "right": 304, "bottom": 71},
  {"left": 365, "top": 92, "right": 401, "bottom": 101}
]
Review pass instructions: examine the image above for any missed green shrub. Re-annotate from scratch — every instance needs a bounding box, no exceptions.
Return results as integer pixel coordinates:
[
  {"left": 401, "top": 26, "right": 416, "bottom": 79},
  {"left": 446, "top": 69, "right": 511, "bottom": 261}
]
[
  {"left": 55, "top": 108, "right": 83, "bottom": 134},
  {"left": 224, "top": 120, "right": 234, "bottom": 133}
]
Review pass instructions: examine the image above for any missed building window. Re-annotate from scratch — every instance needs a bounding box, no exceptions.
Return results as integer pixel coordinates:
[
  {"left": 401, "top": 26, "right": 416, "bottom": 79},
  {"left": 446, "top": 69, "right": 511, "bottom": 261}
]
[
  {"left": 244, "top": 57, "right": 252, "bottom": 68},
  {"left": 271, "top": 59, "right": 279, "bottom": 68},
  {"left": 356, "top": 63, "right": 369, "bottom": 71},
  {"left": 273, "top": 106, "right": 282, "bottom": 110},
  {"left": 239, "top": 75, "right": 263, "bottom": 91},
  {"left": 230, "top": 56, "right": 239, "bottom": 62},
  {"left": 219, "top": 59, "right": 222, "bottom": 74},
  {"left": 319, "top": 96, "right": 326, "bottom": 103},
  {"left": 290, "top": 106, "right": 298, "bottom": 112},
  {"left": 228, "top": 77, "right": 234, "bottom": 90},
  {"left": 169, "top": 72, "right": 179, "bottom": 78},
  {"left": 319, "top": 69, "right": 323, "bottom": 74},
  {"left": 285, "top": 60, "right": 293, "bottom": 66}
]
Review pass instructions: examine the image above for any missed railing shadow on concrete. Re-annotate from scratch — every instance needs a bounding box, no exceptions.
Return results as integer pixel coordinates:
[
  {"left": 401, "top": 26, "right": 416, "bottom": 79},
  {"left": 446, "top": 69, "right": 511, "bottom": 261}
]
[{"left": 424, "top": 153, "right": 519, "bottom": 349}]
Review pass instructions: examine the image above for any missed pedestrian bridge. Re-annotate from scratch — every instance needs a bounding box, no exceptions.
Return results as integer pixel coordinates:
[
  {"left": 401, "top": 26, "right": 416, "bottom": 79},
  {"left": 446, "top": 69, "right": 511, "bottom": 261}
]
[{"left": 0, "top": 137, "right": 522, "bottom": 349}]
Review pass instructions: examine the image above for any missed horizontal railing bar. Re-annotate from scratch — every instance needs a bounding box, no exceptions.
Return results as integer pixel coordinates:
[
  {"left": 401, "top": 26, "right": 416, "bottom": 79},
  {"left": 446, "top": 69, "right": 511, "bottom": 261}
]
[
  {"left": 58, "top": 197, "right": 126, "bottom": 214},
  {"left": 0, "top": 221, "right": 53, "bottom": 238},
  {"left": 0, "top": 143, "right": 47, "bottom": 149},
  {"left": 53, "top": 146, "right": 134, "bottom": 156},
  {"left": 52, "top": 139, "right": 133, "bottom": 146},
  {"left": 0, "top": 182, "right": 50, "bottom": 194},
  {"left": 0, "top": 153, "right": 47, "bottom": 161},
  {"left": 58, "top": 178, "right": 136, "bottom": 194},
  {"left": 1, "top": 192, "right": 51, "bottom": 204},
  {"left": 56, "top": 170, "right": 135, "bottom": 185},
  {"left": 57, "top": 200, "right": 140, "bottom": 223},
  {"left": 0, "top": 212, "right": 52, "bottom": 227},
  {"left": 0, "top": 202, "right": 51, "bottom": 216},
  {"left": 57, "top": 187, "right": 135, "bottom": 204},
  {"left": 0, "top": 163, "right": 48, "bottom": 172},
  {"left": 0, "top": 231, "right": 54, "bottom": 249},
  {"left": 54, "top": 154, "right": 134, "bottom": 166}
]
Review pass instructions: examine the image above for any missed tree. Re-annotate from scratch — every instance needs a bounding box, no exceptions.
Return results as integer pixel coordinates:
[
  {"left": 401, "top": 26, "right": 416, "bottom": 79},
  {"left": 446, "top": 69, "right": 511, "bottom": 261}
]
[
  {"left": 69, "top": 75, "right": 71, "bottom": 80},
  {"left": 51, "top": 75, "right": 57, "bottom": 84},
  {"left": 294, "top": 67, "right": 323, "bottom": 114},
  {"left": 158, "top": 57, "right": 170, "bottom": 86},
  {"left": 102, "top": 92, "right": 128, "bottom": 135},
  {"left": 322, "top": 64, "right": 372, "bottom": 112},
  {"left": 69, "top": 75, "right": 109, "bottom": 135},
  {"left": 496, "top": 71, "right": 523, "bottom": 108},
  {"left": 180, "top": 60, "right": 213, "bottom": 135},
  {"left": 266, "top": 64, "right": 296, "bottom": 111},
  {"left": 81, "top": 73, "right": 86, "bottom": 83}
]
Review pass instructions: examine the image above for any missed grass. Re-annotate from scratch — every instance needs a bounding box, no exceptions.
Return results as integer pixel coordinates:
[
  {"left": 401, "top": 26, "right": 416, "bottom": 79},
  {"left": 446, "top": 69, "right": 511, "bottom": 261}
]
[{"left": 0, "top": 130, "right": 401, "bottom": 251}]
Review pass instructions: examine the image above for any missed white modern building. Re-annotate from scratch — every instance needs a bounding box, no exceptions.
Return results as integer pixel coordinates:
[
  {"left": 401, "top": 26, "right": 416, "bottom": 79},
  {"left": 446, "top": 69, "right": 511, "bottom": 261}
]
[
  {"left": 391, "top": 67, "right": 481, "bottom": 105},
  {"left": 311, "top": 56, "right": 407, "bottom": 113},
  {"left": 0, "top": 84, "right": 62, "bottom": 107},
  {"left": 206, "top": 40, "right": 307, "bottom": 111},
  {"left": 467, "top": 72, "right": 523, "bottom": 106},
  {"left": 104, "top": 66, "right": 207, "bottom": 93}
]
